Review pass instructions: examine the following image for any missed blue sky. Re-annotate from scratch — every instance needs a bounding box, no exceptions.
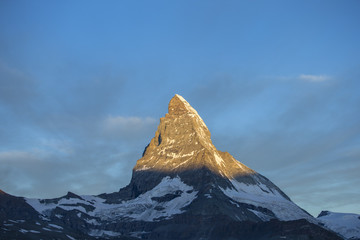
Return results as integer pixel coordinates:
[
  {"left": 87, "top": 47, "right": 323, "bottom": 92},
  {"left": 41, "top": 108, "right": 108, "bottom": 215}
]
[{"left": 0, "top": 0, "right": 359, "bottom": 216}]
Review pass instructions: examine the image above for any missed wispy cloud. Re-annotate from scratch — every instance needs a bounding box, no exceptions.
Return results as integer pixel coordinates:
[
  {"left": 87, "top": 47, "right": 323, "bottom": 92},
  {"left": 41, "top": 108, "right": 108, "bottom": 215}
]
[
  {"left": 298, "top": 74, "right": 330, "bottom": 82},
  {"left": 104, "top": 116, "right": 157, "bottom": 131},
  {"left": 102, "top": 116, "right": 157, "bottom": 138}
]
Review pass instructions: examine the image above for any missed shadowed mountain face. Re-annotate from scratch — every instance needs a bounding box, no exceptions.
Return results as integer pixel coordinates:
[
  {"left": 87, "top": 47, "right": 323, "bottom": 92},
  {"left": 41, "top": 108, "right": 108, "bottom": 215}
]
[{"left": 0, "top": 95, "right": 343, "bottom": 239}]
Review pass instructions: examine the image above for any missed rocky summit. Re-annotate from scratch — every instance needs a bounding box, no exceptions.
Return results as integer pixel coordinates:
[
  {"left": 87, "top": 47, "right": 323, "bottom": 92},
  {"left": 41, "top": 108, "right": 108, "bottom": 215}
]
[{"left": 0, "top": 95, "right": 344, "bottom": 239}]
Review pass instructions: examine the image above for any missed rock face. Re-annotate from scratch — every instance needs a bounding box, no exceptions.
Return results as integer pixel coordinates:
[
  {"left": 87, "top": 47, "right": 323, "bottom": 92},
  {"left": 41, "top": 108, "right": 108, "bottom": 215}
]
[
  {"left": 135, "top": 94, "right": 254, "bottom": 178},
  {"left": 0, "top": 94, "right": 344, "bottom": 239}
]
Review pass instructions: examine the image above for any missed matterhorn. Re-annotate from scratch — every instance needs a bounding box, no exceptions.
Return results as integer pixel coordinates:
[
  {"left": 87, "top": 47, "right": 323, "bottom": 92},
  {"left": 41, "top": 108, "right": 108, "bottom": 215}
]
[{"left": 0, "top": 94, "right": 343, "bottom": 239}]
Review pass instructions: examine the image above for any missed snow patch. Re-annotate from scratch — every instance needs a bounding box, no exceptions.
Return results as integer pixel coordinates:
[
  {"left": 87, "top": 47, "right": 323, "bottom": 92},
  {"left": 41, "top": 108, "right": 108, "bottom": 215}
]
[
  {"left": 66, "top": 235, "right": 77, "bottom": 240},
  {"left": 221, "top": 179, "right": 312, "bottom": 221},
  {"left": 167, "top": 151, "right": 195, "bottom": 158},
  {"left": 214, "top": 152, "right": 224, "bottom": 166},
  {"left": 204, "top": 194, "right": 212, "bottom": 199},
  {"left": 84, "top": 218, "right": 101, "bottom": 225},
  {"left": 88, "top": 229, "right": 122, "bottom": 237},
  {"left": 136, "top": 165, "right": 151, "bottom": 171},
  {"left": 248, "top": 209, "right": 272, "bottom": 221},
  {"left": 318, "top": 211, "right": 360, "bottom": 239},
  {"left": 49, "top": 223, "right": 63, "bottom": 230},
  {"left": 18, "top": 228, "right": 38, "bottom": 234}
]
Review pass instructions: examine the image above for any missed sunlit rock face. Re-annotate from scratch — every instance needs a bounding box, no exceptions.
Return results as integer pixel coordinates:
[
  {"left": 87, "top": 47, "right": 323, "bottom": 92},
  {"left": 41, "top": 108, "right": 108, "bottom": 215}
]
[
  {"left": 134, "top": 94, "right": 254, "bottom": 178},
  {"left": 0, "top": 95, "right": 344, "bottom": 240}
]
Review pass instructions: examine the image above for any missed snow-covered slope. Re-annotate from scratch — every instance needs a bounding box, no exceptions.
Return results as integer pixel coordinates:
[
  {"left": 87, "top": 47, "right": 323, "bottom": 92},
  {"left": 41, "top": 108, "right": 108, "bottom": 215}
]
[
  {"left": 318, "top": 211, "right": 360, "bottom": 239},
  {"left": 221, "top": 178, "right": 312, "bottom": 222},
  {"left": 26, "top": 176, "right": 197, "bottom": 222}
]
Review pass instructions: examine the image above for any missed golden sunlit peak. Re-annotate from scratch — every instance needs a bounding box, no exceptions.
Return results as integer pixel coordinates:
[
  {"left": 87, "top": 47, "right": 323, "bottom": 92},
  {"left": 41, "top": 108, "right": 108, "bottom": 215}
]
[
  {"left": 168, "top": 94, "right": 199, "bottom": 117},
  {"left": 134, "top": 94, "right": 254, "bottom": 179}
]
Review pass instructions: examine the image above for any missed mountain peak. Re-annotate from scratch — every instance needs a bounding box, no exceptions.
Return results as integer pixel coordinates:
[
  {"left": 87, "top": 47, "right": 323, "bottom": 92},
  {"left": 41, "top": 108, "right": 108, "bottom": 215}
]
[
  {"left": 168, "top": 94, "right": 198, "bottom": 116},
  {"left": 125, "top": 95, "right": 311, "bottom": 223},
  {"left": 133, "top": 94, "right": 254, "bottom": 179}
]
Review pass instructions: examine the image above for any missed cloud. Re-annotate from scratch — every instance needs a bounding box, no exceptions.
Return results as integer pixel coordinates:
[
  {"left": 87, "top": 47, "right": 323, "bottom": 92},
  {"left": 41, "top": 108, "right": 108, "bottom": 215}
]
[
  {"left": 0, "top": 150, "right": 39, "bottom": 162},
  {"left": 0, "top": 114, "right": 159, "bottom": 198},
  {"left": 0, "top": 142, "right": 140, "bottom": 198},
  {"left": 0, "top": 60, "right": 158, "bottom": 198},
  {"left": 103, "top": 116, "right": 157, "bottom": 133},
  {"left": 102, "top": 116, "right": 158, "bottom": 143},
  {"left": 298, "top": 74, "right": 330, "bottom": 82}
]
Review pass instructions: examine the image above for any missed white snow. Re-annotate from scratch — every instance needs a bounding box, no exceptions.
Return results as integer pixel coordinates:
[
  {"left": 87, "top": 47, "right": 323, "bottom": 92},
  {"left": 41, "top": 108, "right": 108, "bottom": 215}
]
[
  {"left": 26, "top": 196, "right": 94, "bottom": 216},
  {"left": 66, "top": 235, "right": 77, "bottom": 240},
  {"left": 9, "top": 219, "right": 24, "bottom": 223},
  {"left": 136, "top": 165, "right": 151, "bottom": 171},
  {"left": 318, "top": 211, "right": 360, "bottom": 239},
  {"left": 25, "top": 198, "right": 57, "bottom": 215},
  {"left": 204, "top": 194, "right": 212, "bottom": 199},
  {"left": 48, "top": 223, "right": 63, "bottom": 230},
  {"left": 19, "top": 228, "right": 39, "bottom": 234},
  {"left": 88, "top": 229, "right": 121, "bottom": 237},
  {"left": 26, "top": 176, "right": 197, "bottom": 223},
  {"left": 92, "top": 176, "right": 197, "bottom": 221},
  {"left": 167, "top": 151, "right": 195, "bottom": 158},
  {"left": 220, "top": 179, "right": 312, "bottom": 221},
  {"left": 84, "top": 218, "right": 101, "bottom": 225},
  {"left": 130, "top": 231, "right": 149, "bottom": 238},
  {"left": 248, "top": 209, "right": 272, "bottom": 221},
  {"left": 214, "top": 152, "right": 224, "bottom": 166}
]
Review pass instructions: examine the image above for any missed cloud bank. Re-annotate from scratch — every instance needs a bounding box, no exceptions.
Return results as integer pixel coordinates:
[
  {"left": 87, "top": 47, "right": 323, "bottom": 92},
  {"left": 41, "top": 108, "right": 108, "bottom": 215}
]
[{"left": 298, "top": 74, "right": 330, "bottom": 82}]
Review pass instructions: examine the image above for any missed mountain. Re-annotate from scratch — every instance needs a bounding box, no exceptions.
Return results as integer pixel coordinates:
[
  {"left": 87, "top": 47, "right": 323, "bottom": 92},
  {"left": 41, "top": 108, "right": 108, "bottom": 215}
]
[
  {"left": 1, "top": 94, "right": 343, "bottom": 239},
  {"left": 317, "top": 211, "right": 360, "bottom": 240}
]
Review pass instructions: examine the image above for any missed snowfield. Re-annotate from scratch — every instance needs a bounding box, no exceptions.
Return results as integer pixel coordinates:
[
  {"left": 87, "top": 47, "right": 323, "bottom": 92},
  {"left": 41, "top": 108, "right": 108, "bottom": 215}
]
[
  {"left": 220, "top": 179, "right": 313, "bottom": 222},
  {"left": 26, "top": 176, "right": 198, "bottom": 222},
  {"left": 317, "top": 211, "right": 360, "bottom": 239}
]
